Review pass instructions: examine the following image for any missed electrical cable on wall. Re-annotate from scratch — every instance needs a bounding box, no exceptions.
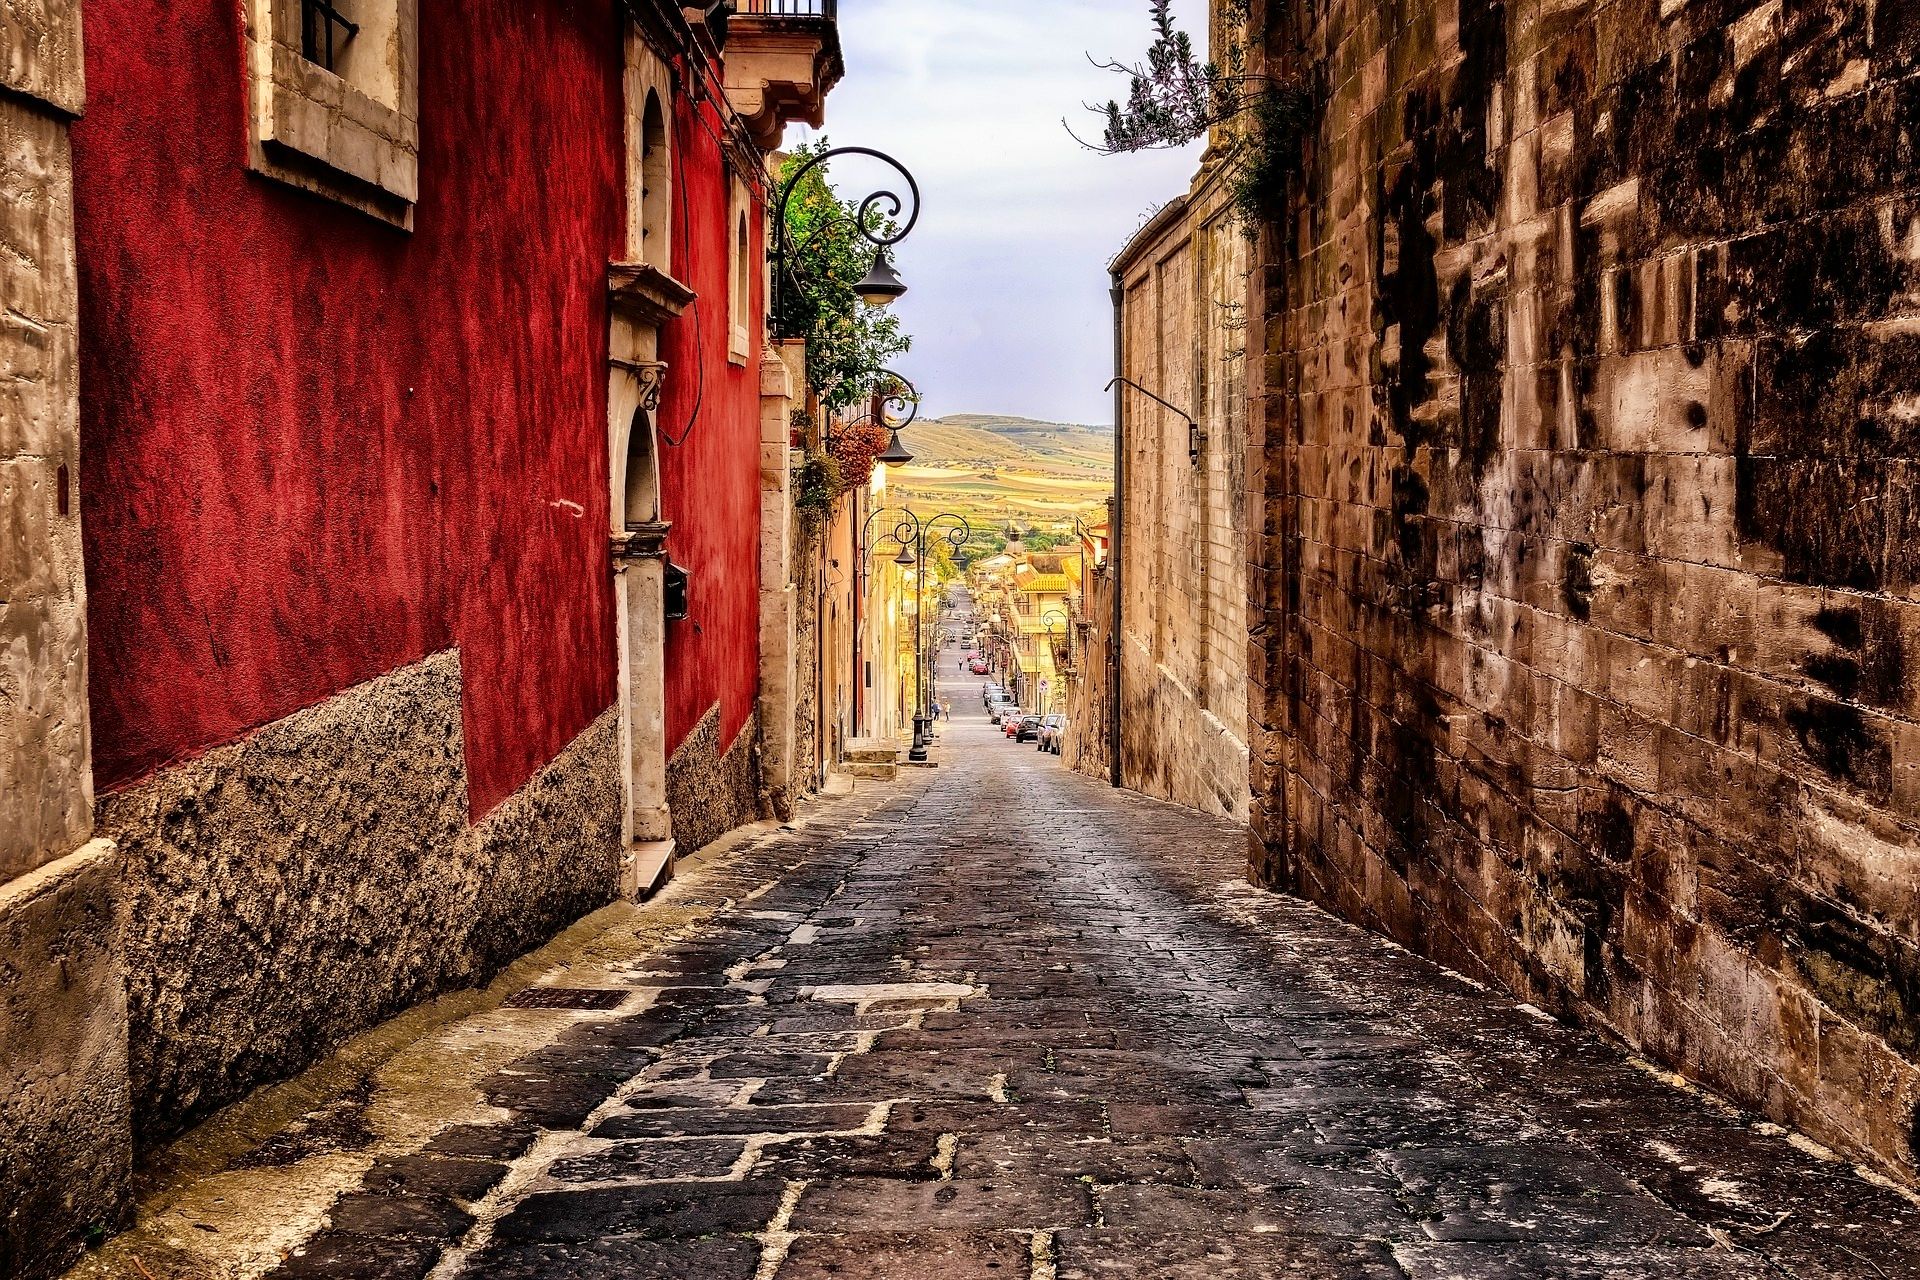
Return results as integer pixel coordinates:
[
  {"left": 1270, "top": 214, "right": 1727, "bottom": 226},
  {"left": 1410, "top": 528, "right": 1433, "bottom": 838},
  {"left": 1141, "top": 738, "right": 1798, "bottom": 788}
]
[{"left": 660, "top": 89, "right": 707, "bottom": 449}]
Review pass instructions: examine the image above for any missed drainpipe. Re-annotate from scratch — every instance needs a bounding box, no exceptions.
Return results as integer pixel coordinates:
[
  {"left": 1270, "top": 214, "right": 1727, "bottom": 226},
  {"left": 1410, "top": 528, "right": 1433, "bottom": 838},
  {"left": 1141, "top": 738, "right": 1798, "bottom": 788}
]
[{"left": 1108, "top": 273, "right": 1125, "bottom": 789}]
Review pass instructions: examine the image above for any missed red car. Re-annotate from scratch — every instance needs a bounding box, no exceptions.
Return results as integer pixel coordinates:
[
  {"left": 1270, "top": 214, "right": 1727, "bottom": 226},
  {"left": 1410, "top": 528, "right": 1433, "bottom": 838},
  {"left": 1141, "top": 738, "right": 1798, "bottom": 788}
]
[{"left": 968, "top": 658, "right": 988, "bottom": 674}]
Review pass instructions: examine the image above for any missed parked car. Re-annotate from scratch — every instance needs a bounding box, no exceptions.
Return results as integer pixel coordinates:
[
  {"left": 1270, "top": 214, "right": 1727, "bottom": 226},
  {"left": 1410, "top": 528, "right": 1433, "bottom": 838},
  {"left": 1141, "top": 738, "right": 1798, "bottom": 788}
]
[
  {"left": 1003, "top": 711, "right": 1028, "bottom": 738},
  {"left": 969, "top": 658, "right": 988, "bottom": 674},
  {"left": 1015, "top": 714, "right": 1043, "bottom": 743},
  {"left": 982, "top": 683, "right": 1007, "bottom": 707},
  {"left": 988, "top": 699, "right": 1019, "bottom": 725},
  {"left": 1037, "top": 714, "right": 1066, "bottom": 753}
]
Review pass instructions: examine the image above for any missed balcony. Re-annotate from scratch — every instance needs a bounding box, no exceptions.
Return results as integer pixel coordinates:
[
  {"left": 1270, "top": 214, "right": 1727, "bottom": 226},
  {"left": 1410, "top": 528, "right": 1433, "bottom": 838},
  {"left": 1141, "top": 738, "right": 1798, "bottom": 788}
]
[{"left": 723, "top": 0, "right": 844, "bottom": 150}]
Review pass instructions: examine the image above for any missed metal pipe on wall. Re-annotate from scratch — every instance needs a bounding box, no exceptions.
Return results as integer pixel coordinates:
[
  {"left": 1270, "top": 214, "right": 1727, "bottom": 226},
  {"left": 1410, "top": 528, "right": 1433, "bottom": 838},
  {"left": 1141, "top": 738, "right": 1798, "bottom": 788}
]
[{"left": 1108, "top": 274, "right": 1125, "bottom": 789}]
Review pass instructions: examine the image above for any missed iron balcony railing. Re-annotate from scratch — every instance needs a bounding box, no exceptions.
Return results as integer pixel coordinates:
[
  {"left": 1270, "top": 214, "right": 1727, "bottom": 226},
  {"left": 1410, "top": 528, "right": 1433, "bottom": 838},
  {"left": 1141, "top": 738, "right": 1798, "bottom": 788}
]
[{"left": 734, "top": 0, "right": 836, "bottom": 16}]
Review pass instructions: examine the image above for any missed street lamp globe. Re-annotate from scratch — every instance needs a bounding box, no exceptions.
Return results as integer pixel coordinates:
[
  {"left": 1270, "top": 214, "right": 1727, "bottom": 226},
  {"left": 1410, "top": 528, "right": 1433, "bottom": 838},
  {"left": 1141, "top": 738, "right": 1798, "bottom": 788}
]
[
  {"left": 855, "top": 246, "right": 908, "bottom": 307},
  {"left": 876, "top": 429, "right": 914, "bottom": 465},
  {"left": 893, "top": 544, "right": 916, "bottom": 567}
]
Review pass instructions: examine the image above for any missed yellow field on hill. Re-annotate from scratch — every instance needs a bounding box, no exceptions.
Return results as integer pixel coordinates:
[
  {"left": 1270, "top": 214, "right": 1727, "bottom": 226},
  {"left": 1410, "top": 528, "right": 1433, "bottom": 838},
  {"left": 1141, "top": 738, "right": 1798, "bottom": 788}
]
[{"left": 889, "top": 415, "right": 1113, "bottom": 553}]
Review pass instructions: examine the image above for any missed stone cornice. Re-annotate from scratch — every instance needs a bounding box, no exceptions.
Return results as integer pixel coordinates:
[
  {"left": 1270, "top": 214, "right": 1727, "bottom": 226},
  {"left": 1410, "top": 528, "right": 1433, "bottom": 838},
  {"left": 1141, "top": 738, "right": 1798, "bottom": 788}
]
[{"left": 609, "top": 262, "right": 696, "bottom": 326}]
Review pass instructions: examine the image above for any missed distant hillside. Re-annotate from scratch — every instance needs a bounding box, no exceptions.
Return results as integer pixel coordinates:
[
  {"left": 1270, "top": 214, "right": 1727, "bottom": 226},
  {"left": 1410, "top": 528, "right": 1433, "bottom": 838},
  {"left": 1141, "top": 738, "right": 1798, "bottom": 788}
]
[
  {"left": 906, "top": 415, "right": 1113, "bottom": 478},
  {"left": 888, "top": 415, "right": 1113, "bottom": 551}
]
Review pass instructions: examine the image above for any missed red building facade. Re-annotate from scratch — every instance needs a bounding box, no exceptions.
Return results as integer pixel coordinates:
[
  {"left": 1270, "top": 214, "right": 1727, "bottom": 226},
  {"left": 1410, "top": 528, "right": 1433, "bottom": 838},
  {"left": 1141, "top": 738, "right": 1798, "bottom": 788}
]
[{"left": 0, "top": 2, "right": 842, "bottom": 1274}]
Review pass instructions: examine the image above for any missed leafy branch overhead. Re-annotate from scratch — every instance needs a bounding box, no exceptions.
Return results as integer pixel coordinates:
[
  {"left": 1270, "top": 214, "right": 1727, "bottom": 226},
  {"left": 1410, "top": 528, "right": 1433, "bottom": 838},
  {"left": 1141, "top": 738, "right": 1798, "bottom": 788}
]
[{"left": 1077, "top": 0, "right": 1310, "bottom": 226}]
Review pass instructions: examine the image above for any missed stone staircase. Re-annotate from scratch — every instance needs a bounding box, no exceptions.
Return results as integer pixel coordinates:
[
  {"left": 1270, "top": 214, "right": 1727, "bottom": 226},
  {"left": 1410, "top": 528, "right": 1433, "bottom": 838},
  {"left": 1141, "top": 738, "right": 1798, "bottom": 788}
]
[{"left": 843, "top": 738, "right": 901, "bottom": 781}]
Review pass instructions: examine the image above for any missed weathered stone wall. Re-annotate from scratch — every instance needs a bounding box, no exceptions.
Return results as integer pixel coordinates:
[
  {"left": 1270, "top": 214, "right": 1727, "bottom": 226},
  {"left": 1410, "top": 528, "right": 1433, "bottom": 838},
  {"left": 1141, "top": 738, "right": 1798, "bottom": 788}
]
[
  {"left": 102, "top": 652, "right": 622, "bottom": 1147},
  {"left": 667, "top": 701, "right": 765, "bottom": 855},
  {"left": 2, "top": 0, "right": 90, "bottom": 884},
  {"left": 790, "top": 514, "right": 825, "bottom": 795},
  {"left": 1248, "top": 0, "right": 1920, "bottom": 1179},
  {"left": 1066, "top": 564, "right": 1116, "bottom": 781},
  {"left": 0, "top": 845, "right": 128, "bottom": 1280},
  {"left": 758, "top": 343, "right": 801, "bottom": 818},
  {"left": 1115, "top": 169, "right": 1253, "bottom": 822},
  {"left": 0, "top": 5, "right": 134, "bottom": 1275}
]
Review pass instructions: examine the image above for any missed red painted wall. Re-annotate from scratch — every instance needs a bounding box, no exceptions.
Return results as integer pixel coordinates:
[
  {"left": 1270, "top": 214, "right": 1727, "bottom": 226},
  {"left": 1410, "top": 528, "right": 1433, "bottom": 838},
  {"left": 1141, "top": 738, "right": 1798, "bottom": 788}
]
[
  {"left": 657, "top": 100, "right": 764, "bottom": 754},
  {"left": 72, "top": 1, "right": 763, "bottom": 814}
]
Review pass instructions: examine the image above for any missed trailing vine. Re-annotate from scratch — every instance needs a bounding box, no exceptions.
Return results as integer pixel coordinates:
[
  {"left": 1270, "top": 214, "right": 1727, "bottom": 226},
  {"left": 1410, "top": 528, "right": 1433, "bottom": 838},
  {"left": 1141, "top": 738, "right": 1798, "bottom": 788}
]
[
  {"left": 1076, "top": 0, "right": 1310, "bottom": 230},
  {"left": 794, "top": 449, "right": 842, "bottom": 521}
]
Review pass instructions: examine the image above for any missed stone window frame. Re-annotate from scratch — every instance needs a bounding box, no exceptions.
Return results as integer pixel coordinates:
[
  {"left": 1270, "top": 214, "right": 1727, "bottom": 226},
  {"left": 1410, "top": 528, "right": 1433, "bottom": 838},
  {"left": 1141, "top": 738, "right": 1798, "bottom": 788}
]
[
  {"left": 625, "top": 32, "right": 674, "bottom": 269},
  {"left": 243, "top": 0, "right": 420, "bottom": 229}
]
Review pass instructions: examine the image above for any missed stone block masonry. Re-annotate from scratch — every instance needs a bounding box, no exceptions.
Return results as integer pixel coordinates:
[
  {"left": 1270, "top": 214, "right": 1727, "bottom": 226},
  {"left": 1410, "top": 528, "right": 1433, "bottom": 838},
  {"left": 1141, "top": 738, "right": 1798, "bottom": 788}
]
[
  {"left": 0, "top": 844, "right": 128, "bottom": 1280},
  {"left": 0, "top": 2, "right": 131, "bottom": 1275},
  {"left": 1247, "top": 0, "right": 1920, "bottom": 1180},
  {"left": 2, "top": 0, "right": 89, "bottom": 883},
  {"left": 1108, "top": 163, "right": 1253, "bottom": 822}
]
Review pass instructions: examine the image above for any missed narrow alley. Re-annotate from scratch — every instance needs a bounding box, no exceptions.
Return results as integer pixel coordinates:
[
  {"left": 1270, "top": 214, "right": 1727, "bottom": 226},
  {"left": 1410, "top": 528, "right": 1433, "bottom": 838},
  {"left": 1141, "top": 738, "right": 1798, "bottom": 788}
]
[
  {"left": 18, "top": 2, "right": 1920, "bottom": 1276},
  {"left": 72, "top": 625, "right": 1920, "bottom": 1279}
]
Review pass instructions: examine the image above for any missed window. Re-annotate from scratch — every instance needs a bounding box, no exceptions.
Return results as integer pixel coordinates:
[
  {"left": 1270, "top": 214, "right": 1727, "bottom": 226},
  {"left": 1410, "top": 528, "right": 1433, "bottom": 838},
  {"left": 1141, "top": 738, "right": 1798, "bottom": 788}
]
[
  {"left": 729, "top": 177, "right": 752, "bottom": 364},
  {"left": 301, "top": 0, "right": 357, "bottom": 71},
  {"left": 624, "top": 37, "right": 675, "bottom": 269},
  {"left": 244, "top": 0, "right": 419, "bottom": 227},
  {"left": 638, "top": 92, "right": 671, "bottom": 270}
]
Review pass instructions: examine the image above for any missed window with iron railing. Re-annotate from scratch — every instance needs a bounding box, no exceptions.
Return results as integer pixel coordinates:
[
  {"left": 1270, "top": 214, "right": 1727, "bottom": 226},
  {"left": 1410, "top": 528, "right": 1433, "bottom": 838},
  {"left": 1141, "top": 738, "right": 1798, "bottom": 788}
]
[
  {"left": 246, "top": 0, "right": 416, "bottom": 225},
  {"left": 734, "top": 0, "right": 837, "bottom": 16},
  {"left": 301, "top": 0, "right": 358, "bottom": 72}
]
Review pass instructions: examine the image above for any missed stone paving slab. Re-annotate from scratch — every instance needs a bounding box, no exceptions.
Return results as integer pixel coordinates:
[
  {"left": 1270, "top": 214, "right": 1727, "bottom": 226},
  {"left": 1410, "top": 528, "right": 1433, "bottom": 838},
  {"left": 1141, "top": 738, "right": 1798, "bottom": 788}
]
[
  {"left": 773, "top": 1229, "right": 1032, "bottom": 1279},
  {"left": 79, "top": 661, "right": 1920, "bottom": 1279}
]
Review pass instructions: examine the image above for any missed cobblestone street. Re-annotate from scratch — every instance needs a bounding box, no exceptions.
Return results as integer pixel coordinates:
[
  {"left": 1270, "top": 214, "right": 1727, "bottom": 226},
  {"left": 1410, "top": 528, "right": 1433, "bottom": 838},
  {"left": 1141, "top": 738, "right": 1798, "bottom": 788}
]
[{"left": 80, "top": 666, "right": 1920, "bottom": 1280}]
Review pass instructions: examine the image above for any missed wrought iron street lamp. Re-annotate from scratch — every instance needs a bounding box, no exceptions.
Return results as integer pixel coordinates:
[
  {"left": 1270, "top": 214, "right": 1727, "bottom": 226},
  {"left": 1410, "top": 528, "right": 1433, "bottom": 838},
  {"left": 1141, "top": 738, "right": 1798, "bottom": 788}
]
[
  {"left": 898, "top": 511, "right": 970, "bottom": 761},
  {"left": 774, "top": 146, "right": 921, "bottom": 335},
  {"left": 868, "top": 371, "right": 919, "bottom": 466},
  {"left": 858, "top": 506, "right": 925, "bottom": 756},
  {"left": 830, "top": 366, "right": 919, "bottom": 467}
]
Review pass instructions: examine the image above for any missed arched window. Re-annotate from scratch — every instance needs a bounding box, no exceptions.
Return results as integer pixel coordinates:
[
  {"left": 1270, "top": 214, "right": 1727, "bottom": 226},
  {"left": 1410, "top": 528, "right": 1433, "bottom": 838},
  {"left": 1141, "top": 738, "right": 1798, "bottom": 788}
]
[
  {"left": 639, "top": 91, "right": 670, "bottom": 269},
  {"left": 735, "top": 212, "right": 750, "bottom": 314},
  {"left": 729, "top": 193, "right": 752, "bottom": 363}
]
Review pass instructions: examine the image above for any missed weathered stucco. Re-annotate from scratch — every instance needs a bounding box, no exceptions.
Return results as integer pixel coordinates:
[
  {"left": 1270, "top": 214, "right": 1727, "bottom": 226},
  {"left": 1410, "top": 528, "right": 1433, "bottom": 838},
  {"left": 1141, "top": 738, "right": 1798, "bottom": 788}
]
[
  {"left": 1111, "top": 167, "right": 1253, "bottom": 822},
  {"left": 101, "top": 652, "right": 622, "bottom": 1148},
  {"left": 1248, "top": 0, "right": 1920, "bottom": 1179}
]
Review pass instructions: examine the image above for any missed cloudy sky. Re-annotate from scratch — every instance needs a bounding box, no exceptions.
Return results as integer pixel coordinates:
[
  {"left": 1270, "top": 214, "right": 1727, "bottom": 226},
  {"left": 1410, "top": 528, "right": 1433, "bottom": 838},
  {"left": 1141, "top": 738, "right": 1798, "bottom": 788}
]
[{"left": 784, "top": 0, "right": 1209, "bottom": 426}]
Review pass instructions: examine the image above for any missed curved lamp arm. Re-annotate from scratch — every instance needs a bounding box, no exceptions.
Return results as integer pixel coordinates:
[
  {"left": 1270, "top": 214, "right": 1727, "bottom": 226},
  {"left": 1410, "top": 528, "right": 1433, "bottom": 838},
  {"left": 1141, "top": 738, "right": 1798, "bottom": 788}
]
[
  {"left": 838, "top": 367, "right": 919, "bottom": 430},
  {"left": 921, "top": 511, "right": 972, "bottom": 556},
  {"left": 1106, "top": 376, "right": 1202, "bottom": 465},
  {"left": 859, "top": 505, "right": 923, "bottom": 580},
  {"left": 775, "top": 146, "right": 922, "bottom": 250}
]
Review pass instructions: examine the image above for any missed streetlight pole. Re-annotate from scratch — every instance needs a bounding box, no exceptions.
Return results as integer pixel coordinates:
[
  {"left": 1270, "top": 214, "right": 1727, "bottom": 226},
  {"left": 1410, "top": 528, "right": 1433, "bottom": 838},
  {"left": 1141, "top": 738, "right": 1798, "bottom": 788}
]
[
  {"left": 905, "top": 511, "right": 970, "bottom": 761},
  {"left": 859, "top": 505, "right": 923, "bottom": 749}
]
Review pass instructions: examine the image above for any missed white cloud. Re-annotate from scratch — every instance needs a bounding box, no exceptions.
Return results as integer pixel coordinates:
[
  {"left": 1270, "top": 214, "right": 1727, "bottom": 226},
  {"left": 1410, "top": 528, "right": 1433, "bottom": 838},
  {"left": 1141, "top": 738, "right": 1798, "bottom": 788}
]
[{"left": 785, "top": 0, "right": 1209, "bottom": 424}]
